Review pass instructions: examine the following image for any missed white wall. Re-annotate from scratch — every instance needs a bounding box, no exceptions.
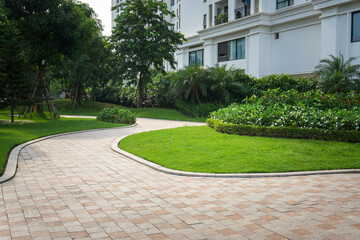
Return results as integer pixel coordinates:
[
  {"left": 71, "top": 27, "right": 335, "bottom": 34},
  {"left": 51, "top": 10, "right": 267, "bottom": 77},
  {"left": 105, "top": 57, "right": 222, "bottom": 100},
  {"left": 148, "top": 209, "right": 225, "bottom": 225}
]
[
  {"left": 318, "top": 1, "right": 360, "bottom": 65},
  {"left": 271, "top": 23, "right": 321, "bottom": 75},
  {"left": 180, "top": 0, "right": 204, "bottom": 37}
]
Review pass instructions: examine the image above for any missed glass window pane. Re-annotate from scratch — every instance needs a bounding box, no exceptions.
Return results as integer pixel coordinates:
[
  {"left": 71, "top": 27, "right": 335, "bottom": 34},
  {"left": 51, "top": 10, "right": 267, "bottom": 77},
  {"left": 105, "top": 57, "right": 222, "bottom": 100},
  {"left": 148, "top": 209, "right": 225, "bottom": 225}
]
[
  {"left": 352, "top": 12, "right": 360, "bottom": 42},
  {"left": 228, "top": 40, "right": 236, "bottom": 61},
  {"left": 196, "top": 50, "right": 204, "bottom": 66},
  {"left": 218, "top": 42, "right": 228, "bottom": 62},
  {"left": 189, "top": 52, "right": 196, "bottom": 65},
  {"left": 236, "top": 38, "right": 245, "bottom": 59}
]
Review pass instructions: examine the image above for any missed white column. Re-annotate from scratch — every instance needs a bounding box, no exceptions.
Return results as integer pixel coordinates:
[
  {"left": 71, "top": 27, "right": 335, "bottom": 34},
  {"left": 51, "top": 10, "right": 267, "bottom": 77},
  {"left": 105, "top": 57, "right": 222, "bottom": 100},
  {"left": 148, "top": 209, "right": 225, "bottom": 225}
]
[
  {"left": 204, "top": 40, "right": 216, "bottom": 68},
  {"left": 320, "top": 9, "right": 339, "bottom": 58},
  {"left": 228, "top": 0, "right": 236, "bottom": 22},
  {"left": 212, "top": 4, "right": 216, "bottom": 26},
  {"left": 247, "top": 26, "right": 271, "bottom": 77},
  {"left": 251, "top": 0, "right": 255, "bottom": 15}
]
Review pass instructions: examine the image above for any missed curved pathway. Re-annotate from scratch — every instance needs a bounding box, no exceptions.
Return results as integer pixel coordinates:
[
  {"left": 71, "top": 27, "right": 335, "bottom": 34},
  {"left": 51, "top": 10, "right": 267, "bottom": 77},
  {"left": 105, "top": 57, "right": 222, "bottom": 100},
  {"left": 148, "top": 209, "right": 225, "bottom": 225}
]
[{"left": 0, "top": 118, "right": 359, "bottom": 240}]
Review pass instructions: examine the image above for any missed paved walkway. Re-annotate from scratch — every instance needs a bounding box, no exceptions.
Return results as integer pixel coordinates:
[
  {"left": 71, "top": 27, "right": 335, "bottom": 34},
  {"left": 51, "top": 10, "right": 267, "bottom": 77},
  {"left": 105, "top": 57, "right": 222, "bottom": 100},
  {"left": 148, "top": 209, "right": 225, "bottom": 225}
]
[{"left": 1, "top": 119, "right": 359, "bottom": 240}]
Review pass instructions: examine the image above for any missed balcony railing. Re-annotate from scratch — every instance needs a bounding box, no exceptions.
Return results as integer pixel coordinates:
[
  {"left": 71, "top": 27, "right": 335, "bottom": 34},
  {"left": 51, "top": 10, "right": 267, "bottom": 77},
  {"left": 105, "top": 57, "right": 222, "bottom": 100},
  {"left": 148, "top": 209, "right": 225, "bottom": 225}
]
[{"left": 235, "top": 6, "right": 250, "bottom": 19}]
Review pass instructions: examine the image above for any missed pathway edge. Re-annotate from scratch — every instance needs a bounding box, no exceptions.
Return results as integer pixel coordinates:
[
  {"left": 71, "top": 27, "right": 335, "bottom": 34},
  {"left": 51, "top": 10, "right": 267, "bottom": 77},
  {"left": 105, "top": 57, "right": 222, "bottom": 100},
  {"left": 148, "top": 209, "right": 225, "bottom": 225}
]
[
  {"left": 112, "top": 135, "right": 360, "bottom": 178},
  {"left": 0, "top": 124, "right": 137, "bottom": 184}
]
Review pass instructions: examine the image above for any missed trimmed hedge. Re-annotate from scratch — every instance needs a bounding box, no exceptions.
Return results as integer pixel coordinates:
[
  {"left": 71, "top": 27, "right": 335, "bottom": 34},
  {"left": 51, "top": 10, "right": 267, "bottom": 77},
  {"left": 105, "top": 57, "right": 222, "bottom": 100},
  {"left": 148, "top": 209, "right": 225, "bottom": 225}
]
[{"left": 207, "top": 119, "right": 360, "bottom": 143}]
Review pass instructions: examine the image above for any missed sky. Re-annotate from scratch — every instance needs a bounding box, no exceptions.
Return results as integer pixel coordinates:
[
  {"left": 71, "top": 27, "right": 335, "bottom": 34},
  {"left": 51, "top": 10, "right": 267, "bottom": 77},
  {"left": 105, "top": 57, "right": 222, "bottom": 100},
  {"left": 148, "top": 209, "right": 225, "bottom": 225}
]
[{"left": 78, "top": 0, "right": 112, "bottom": 36}]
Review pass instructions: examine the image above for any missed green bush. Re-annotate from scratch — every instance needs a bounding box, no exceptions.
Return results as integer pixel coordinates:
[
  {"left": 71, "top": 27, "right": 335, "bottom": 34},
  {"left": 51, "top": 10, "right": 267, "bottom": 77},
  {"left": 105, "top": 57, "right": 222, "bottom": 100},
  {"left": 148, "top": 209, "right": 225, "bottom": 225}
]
[
  {"left": 97, "top": 107, "right": 136, "bottom": 124},
  {"left": 207, "top": 119, "right": 360, "bottom": 142},
  {"left": 175, "top": 101, "right": 223, "bottom": 118},
  {"left": 253, "top": 74, "right": 316, "bottom": 95},
  {"left": 244, "top": 89, "right": 360, "bottom": 110},
  {"left": 210, "top": 90, "right": 360, "bottom": 131}
]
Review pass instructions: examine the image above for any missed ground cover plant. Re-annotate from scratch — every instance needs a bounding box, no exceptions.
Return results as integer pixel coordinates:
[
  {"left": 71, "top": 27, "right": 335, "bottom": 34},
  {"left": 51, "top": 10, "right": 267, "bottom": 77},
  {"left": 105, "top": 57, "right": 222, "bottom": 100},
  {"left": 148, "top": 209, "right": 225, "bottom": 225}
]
[
  {"left": 210, "top": 89, "right": 360, "bottom": 131},
  {"left": 120, "top": 126, "right": 360, "bottom": 173},
  {"left": 0, "top": 110, "right": 128, "bottom": 175}
]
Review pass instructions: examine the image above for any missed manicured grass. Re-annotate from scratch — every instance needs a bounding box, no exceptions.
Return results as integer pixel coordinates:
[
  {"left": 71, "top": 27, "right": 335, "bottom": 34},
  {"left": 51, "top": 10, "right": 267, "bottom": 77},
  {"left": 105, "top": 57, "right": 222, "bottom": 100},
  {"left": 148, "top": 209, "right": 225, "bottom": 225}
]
[
  {"left": 120, "top": 126, "right": 360, "bottom": 173},
  {"left": 0, "top": 111, "right": 127, "bottom": 175},
  {"left": 55, "top": 99, "right": 206, "bottom": 122}
]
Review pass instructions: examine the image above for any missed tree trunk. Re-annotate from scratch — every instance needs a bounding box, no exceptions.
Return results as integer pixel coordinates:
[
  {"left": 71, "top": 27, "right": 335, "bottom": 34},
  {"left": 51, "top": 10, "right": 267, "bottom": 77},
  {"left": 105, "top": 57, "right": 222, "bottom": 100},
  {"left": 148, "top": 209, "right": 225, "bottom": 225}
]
[
  {"left": 193, "top": 85, "right": 201, "bottom": 104},
  {"left": 72, "top": 83, "right": 79, "bottom": 109},
  {"left": 35, "top": 62, "right": 46, "bottom": 113},
  {"left": 138, "top": 72, "right": 144, "bottom": 108},
  {"left": 11, "top": 104, "right": 14, "bottom": 123},
  {"left": 76, "top": 83, "right": 82, "bottom": 105}
]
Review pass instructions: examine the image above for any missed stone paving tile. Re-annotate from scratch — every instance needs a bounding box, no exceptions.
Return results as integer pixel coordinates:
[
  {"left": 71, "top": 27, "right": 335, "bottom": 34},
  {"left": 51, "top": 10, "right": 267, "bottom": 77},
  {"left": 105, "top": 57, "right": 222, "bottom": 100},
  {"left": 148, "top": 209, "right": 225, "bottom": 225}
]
[{"left": 0, "top": 118, "right": 359, "bottom": 240}]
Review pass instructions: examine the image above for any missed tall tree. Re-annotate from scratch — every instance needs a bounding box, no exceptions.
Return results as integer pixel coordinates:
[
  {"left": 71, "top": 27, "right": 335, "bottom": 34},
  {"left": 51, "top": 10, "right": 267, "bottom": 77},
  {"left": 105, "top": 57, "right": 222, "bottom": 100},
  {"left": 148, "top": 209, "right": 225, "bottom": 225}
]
[
  {"left": 50, "top": 36, "right": 112, "bottom": 107},
  {"left": 0, "top": 0, "right": 30, "bottom": 123},
  {"left": 5, "top": 0, "right": 100, "bottom": 115},
  {"left": 111, "top": 0, "right": 186, "bottom": 108}
]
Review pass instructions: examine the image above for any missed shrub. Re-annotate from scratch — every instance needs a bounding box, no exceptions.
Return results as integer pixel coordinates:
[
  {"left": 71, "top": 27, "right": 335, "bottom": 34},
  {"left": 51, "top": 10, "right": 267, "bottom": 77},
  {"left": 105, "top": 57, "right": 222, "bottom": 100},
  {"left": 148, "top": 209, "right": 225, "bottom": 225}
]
[
  {"left": 207, "top": 119, "right": 360, "bottom": 142},
  {"left": 210, "top": 90, "right": 360, "bottom": 131},
  {"left": 244, "top": 89, "right": 360, "bottom": 110},
  {"left": 175, "top": 101, "right": 223, "bottom": 118},
  {"left": 253, "top": 74, "right": 316, "bottom": 95},
  {"left": 314, "top": 54, "right": 360, "bottom": 93},
  {"left": 97, "top": 107, "right": 136, "bottom": 124}
]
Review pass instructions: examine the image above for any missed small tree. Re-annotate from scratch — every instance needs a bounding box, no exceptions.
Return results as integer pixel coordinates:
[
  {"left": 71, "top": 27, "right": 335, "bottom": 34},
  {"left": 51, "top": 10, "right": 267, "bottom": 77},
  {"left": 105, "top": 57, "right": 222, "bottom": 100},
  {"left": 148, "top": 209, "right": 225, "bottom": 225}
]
[
  {"left": 314, "top": 54, "right": 360, "bottom": 93},
  {"left": 111, "top": 0, "right": 186, "bottom": 108}
]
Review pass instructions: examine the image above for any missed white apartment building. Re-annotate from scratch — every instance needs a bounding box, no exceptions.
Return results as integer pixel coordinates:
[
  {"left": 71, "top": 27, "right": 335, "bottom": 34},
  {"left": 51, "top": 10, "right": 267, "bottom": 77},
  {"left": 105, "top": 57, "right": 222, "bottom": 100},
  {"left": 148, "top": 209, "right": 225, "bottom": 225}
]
[{"left": 112, "top": 0, "right": 360, "bottom": 78}]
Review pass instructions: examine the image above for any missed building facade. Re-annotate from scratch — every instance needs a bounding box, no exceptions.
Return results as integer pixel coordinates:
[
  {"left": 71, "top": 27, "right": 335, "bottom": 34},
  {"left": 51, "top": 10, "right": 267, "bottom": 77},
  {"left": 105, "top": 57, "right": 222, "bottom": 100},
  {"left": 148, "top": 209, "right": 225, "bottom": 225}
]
[{"left": 112, "top": 0, "right": 360, "bottom": 78}]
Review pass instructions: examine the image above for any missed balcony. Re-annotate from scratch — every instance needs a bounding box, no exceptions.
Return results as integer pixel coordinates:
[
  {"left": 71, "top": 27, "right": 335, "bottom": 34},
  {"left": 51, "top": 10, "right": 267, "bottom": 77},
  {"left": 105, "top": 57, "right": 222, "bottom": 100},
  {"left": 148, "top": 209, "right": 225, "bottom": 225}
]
[
  {"left": 214, "top": 0, "right": 228, "bottom": 26},
  {"left": 215, "top": 12, "right": 228, "bottom": 25},
  {"left": 235, "top": 5, "right": 250, "bottom": 19}
]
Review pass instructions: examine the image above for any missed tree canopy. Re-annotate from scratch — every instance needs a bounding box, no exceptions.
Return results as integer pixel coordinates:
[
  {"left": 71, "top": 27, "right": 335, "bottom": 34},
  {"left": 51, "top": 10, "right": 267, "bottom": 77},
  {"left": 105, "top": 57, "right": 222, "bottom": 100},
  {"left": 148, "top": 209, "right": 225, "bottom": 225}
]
[
  {"left": 4, "top": 0, "right": 102, "bottom": 114},
  {"left": 111, "top": 0, "right": 186, "bottom": 107}
]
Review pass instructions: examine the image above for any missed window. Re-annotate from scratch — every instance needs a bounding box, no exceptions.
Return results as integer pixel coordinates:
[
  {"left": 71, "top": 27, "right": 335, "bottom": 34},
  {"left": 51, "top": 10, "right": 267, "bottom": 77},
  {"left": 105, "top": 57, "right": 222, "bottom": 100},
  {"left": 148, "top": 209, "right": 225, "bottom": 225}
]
[
  {"left": 352, "top": 11, "right": 360, "bottom": 42},
  {"left": 171, "top": 0, "right": 175, "bottom": 6},
  {"left": 189, "top": 50, "right": 204, "bottom": 66},
  {"left": 276, "top": 0, "right": 294, "bottom": 10},
  {"left": 275, "top": 33, "right": 279, "bottom": 40},
  {"left": 218, "top": 38, "right": 245, "bottom": 62},
  {"left": 203, "top": 14, "right": 207, "bottom": 29}
]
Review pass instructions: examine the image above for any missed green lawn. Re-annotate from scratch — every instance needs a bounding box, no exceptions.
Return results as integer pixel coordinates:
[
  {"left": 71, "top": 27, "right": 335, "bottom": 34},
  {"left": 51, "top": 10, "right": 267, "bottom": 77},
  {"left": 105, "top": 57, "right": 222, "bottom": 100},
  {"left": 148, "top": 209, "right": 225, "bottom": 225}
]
[
  {"left": 55, "top": 99, "right": 206, "bottom": 122},
  {"left": 0, "top": 111, "right": 127, "bottom": 175},
  {"left": 120, "top": 126, "right": 360, "bottom": 173}
]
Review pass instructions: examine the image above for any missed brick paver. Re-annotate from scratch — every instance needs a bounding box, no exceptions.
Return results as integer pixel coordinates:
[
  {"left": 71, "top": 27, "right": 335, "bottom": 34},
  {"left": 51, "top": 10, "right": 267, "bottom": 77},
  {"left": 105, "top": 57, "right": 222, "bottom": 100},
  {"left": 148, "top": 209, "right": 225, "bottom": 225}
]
[{"left": 1, "top": 118, "right": 359, "bottom": 239}]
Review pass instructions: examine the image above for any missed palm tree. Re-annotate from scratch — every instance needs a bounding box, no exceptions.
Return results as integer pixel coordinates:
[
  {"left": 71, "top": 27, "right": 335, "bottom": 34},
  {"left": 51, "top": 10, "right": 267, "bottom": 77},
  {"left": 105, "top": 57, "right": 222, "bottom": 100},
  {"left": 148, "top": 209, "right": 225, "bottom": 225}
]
[
  {"left": 314, "top": 54, "right": 360, "bottom": 93},
  {"left": 170, "top": 65, "right": 209, "bottom": 104},
  {"left": 208, "top": 64, "right": 247, "bottom": 104}
]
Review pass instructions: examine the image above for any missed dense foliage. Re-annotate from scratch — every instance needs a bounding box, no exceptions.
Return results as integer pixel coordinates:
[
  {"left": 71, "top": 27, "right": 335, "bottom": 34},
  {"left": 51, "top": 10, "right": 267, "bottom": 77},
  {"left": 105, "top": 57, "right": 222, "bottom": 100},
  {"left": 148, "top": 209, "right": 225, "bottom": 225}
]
[
  {"left": 97, "top": 107, "right": 136, "bottom": 124},
  {"left": 314, "top": 54, "right": 360, "bottom": 93},
  {"left": 2, "top": 0, "right": 104, "bottom": 115},
  {"left": 210, "top": 89, "right": 360, "bottom": 131}
]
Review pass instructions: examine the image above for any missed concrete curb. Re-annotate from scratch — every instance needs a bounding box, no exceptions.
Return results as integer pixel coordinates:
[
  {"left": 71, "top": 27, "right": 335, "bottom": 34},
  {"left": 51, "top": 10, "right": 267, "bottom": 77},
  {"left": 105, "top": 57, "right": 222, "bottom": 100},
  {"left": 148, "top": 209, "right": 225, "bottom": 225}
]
[
  {"left": 0, "top": 124, "right": 137, "bottom": 184},
  {"left": 112, "top": 135, "right": 360, "bottom": 178}
]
